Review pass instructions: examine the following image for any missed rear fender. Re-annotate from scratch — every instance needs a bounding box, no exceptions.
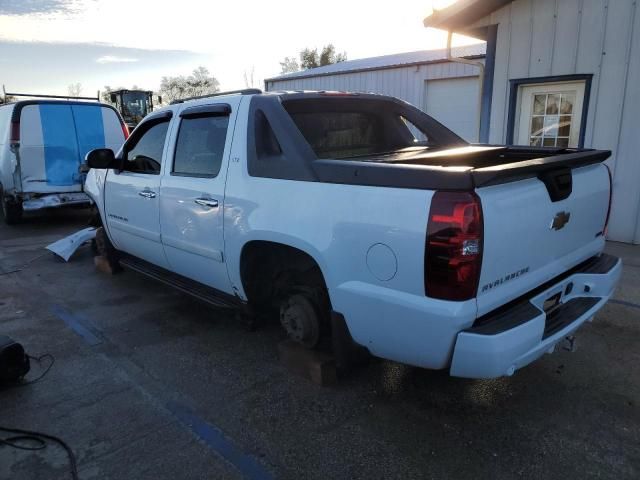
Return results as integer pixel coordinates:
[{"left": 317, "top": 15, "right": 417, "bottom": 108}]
[{"left": 230, "top": 232, "right": 331, "bottom": 302}]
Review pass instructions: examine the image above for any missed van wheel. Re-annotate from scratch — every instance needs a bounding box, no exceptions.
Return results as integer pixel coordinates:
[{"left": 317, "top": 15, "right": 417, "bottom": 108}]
[{"left": 1, "top": 194, "right": 22, "bottom": 225}]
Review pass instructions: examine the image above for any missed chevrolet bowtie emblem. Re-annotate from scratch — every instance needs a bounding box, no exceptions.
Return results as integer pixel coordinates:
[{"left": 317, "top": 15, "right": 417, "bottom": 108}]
[{"left": 551, "top": 211, "right": 571, "bottom": 230}]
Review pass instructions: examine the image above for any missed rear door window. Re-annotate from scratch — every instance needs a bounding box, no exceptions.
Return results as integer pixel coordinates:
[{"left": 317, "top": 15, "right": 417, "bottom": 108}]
[{"left": 172, "top": 115, "right": 229, "bottom": 177}]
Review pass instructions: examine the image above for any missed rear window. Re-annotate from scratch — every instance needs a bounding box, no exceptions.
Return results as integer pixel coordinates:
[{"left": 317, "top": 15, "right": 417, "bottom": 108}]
[
  {"left": 288, "top": 111, "right": 383, "bottom": 159},
  {"left": 283, "top": 97, "right": 433, "bottom": 159}
]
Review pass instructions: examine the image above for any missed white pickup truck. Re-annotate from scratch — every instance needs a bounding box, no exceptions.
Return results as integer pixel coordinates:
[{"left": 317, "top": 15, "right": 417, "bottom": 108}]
[{"left": 84, "top": 89, "right": 621, "bottom": 378}]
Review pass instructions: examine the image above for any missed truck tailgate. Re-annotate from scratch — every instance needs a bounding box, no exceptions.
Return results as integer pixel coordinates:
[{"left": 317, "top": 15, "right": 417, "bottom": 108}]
[{"left": 475, "top": 163, "right": 610, "bottom": 316}]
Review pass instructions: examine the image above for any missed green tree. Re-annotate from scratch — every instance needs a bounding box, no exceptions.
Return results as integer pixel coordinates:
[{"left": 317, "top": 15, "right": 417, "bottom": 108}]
[
  {"left": 319, "top": 44, "right": 347, "bottom": 66},
  {"left": 298, "top": 44, "right": 347, "bottom": 70},
  {"left": 300, "top": 48, "right": 320, "bottom": 70}
]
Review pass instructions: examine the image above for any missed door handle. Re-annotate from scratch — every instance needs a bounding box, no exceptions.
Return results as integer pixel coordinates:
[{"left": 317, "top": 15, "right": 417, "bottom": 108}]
[
  {"left": 138, "top": 190, "right": 156, "bottom": 199},
  {"left": 194, "top": 197, "right": 219, "bottom": 208}
]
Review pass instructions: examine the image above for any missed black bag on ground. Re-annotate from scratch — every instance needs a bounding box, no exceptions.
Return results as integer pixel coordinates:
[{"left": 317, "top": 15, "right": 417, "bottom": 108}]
[{"left": 0, "top": 335, "right": 30, "bottom": 383}]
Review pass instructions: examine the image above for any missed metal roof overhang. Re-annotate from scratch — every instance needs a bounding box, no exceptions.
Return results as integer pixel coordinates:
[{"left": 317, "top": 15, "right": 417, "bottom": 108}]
[{"left": 423, "top": 0, "right": 514, "bottom": 36}]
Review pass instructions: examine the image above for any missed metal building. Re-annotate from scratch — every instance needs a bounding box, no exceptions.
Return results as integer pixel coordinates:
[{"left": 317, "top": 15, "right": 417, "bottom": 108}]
[
  {"left": 265, "top": 45, "right": 486, "bottom": 142},
  {"left": 425, "top": 0, "right": 640, "bottom": 244}
]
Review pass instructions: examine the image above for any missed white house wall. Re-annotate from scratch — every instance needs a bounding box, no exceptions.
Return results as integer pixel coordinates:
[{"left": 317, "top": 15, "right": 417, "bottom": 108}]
[
  {"left": 266, "top": 61, "right": 481, "bottom": 140},
  {"left": 471, "top": 0, "right": 640, "bottom": 243}
]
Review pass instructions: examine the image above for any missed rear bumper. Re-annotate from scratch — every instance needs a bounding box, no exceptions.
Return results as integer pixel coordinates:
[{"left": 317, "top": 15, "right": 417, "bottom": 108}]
[
  {"left": 450, "top": 254, "right": 622, "bottom": 378},
  {"left": 22, "top": 192, "right": 92, "bottom": 211}
]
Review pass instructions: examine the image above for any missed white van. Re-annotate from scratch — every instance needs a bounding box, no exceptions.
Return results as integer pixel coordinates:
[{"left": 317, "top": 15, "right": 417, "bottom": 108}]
[{"left": 0, "top": 100, "right": 127, "bottom": 224}]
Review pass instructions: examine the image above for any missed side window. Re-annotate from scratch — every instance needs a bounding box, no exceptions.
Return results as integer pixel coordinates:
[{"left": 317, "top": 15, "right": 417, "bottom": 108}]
[
  {"left": 123, "top": 120, "right": 169, "bottom": 174},
  {"left": 400, "top": 116, "right": 428, "bottom": 143},
  {"left": 173, "top": 115, "right": 229, "bottom": 177},
  {"left": 255, "top": 109, "right": 282, "bottom": 160}
]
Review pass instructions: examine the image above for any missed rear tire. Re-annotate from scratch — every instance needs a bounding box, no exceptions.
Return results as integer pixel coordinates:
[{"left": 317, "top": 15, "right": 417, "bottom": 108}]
[{"left": 0, "top": 190, "right": 22, "bottom": 225}]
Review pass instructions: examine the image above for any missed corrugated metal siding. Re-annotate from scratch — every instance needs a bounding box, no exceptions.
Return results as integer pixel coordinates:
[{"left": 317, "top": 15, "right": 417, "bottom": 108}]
[
  {"left": 266, "top": 61, "right": 481, "bottom": 140},
  {"left": 266, "top": 61, "right": 480, "bottom": 109},
  {"left": 266, "top": 45, "right": 486, "bottom": 82},
  {"left": 472, "top": 0, "right": 640, "bottom": 243},
  {"left": 426, "top": 77, "right": 480, "bottom": 142}
]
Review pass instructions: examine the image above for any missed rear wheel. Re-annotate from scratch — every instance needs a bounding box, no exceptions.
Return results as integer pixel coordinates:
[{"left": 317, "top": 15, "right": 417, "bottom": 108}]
[
  {"left": 278, "top": 271, "right": 331, "bottom": 349},
  {"left": 240, "top": 243, "right": 332, "bottom": 348},
  {"left": 280, "top": 292, "right": 322, "bottom": 348},
  {"left": 0, "top": 189, "right": 22, "bottom": 225}
]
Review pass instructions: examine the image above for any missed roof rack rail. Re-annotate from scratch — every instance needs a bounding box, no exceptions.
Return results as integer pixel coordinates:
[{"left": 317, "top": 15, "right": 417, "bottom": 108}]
[
  {"left": 170, "top": 88, "right": 262, "bottom": 105},
  {"left": 2, "top": 85, "right": 100, "bottom": 103}
]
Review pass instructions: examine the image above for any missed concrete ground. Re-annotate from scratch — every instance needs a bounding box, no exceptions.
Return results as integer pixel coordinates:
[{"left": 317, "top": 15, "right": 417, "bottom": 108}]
[{"left": 0, "top": 208, "right": 638, "bottom": 480}]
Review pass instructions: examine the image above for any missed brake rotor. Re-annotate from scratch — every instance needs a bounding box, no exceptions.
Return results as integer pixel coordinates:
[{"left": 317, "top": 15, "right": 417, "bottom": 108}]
[{"left": 280, "top": 293, "right": 320, "bottom": 348}]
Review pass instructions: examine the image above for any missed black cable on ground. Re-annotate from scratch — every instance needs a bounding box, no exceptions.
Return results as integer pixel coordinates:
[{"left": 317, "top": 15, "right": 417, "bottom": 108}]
[
  {"left": 0, "top": 426, "right": 79, "bottom": 480},
  {"left": 22, "top": 354, "right": 55, "bottom": 386},
  {"left": 1, "top": 353, "right": 77, "bottom": 479},
  {"left": 1, "top": 353, "right": 55, "bottom": 389}
]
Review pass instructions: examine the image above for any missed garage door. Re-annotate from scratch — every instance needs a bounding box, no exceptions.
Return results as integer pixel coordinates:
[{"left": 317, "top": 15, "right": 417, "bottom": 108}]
[{"left": 425, "top": 77, "right": 479, "bottom": 142}]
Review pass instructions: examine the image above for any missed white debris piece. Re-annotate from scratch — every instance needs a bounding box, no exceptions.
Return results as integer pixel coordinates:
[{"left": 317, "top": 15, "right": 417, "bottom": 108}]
[{"left": 46, "top": 227, "right": 97, "bottom": 262}]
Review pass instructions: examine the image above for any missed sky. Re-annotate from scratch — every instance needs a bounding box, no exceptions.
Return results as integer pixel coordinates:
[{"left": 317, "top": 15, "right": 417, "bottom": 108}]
[{"left": 0, "top": 0, "right": 480, "bottom": 97}]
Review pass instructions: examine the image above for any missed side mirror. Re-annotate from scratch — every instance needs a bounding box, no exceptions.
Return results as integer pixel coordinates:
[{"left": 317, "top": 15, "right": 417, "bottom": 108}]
[
  {"left": 86, "top": 148, "right": 118, "bottom": 169},
  {"left": 110, "top": 93, "right": 117, "bottom": 103}
]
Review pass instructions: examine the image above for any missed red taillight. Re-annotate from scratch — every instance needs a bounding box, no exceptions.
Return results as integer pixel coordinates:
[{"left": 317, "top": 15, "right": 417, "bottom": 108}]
[
  {"left": 9, "top": 121, "right": 20, "bottom": 144},
  {"left": 603, "top": 164, "right": 613, "bottom": 236},
  {"left": 425, "top": 191, "right": 483, "bottom": 301},
  {"left": 121, "top": 122, "right": 130, "bottom": 140}
]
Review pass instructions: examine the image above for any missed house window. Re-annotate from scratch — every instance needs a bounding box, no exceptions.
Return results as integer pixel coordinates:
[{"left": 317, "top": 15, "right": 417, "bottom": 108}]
[
  {"left": 529, "top": 92, "right": 576, "bottom": 147},
  {"left": 512, "top": 78, "right": 589, "bottom": 148}
]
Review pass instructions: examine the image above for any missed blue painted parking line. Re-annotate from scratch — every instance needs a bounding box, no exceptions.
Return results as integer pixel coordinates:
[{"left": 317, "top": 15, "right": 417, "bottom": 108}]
[
  {"left": 48, "top": 304, "right": 271, "bottom": 477},
  {"left": 50, "top": 304, "right": 102, "bottom": 346},
  {"left": 609, "top": 298, "right": 640, "bottom": 311},
  {"left": 166, "top": 401, "right": 273, "bottom": 480}
]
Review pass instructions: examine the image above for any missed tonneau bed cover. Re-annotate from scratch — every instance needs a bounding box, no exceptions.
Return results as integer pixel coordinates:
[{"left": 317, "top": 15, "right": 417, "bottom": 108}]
[{"left": 312, "top": 146, "right": 611, "bottom": 191}]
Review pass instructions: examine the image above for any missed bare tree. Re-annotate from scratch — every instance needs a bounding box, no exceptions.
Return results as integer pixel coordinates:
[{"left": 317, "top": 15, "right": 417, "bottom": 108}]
[
  {"left": 279, "top": 57, "right": 300, "bottom": 74},
  {"left": 67, "top": 82, "right": 82, "bottom": 97},
  {"left": 160, "top": 66, "right": 220, "bottom": 103},
  {"left": 243, "top": 66, "right": 257, "bottom": 88}
]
